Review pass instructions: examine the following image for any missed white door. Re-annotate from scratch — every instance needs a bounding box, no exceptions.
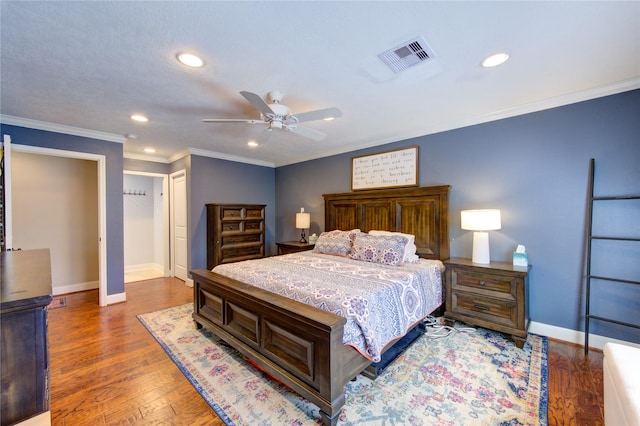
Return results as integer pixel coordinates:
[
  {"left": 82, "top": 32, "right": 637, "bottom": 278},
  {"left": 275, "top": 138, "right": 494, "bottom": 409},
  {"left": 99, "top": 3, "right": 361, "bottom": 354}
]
[{"left": 171, "top": 170, "right": 188, "bottom": 281}]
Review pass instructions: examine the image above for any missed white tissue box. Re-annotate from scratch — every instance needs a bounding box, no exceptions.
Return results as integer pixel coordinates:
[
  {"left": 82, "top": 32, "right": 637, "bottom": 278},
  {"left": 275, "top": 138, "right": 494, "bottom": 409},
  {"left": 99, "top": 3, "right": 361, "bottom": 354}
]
[{"left": 513, "top": 252, "right": 528, "bottom": 267}]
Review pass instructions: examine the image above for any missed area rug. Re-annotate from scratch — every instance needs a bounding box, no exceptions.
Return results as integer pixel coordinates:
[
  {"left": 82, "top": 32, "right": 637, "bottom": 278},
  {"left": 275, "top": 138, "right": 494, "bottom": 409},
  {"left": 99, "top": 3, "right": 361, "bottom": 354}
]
[
  {"left": 138, "top": 304, "right": 547, "bottom": 425},
  {"left": 48, "top": 296, "right": 67, "bottom": 309}
]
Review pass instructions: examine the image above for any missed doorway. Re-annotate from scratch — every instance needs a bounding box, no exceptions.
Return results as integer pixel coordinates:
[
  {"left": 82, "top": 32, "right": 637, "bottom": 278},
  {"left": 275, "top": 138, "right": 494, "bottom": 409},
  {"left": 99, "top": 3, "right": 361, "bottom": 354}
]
[
  {"left": 7, "top": 142, "right": 108, "bottom": 306},
  {"left": 123, "top": 171, "right": 169, "bottom": 282}
]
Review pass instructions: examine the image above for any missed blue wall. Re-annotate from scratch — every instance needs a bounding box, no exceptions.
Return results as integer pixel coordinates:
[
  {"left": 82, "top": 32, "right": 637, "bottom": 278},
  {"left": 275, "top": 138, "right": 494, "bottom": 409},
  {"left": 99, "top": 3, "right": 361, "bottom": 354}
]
[
  {"left": 276, "top": 90, "right": 640, "bottom": 341},
  {"left": 1, "top": 124, "right": 125, "bottom": 297}
]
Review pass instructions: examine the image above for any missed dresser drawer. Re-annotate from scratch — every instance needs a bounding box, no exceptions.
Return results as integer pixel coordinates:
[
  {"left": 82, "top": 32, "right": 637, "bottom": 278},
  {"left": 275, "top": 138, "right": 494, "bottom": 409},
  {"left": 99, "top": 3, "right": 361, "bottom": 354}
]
[
  {"left": 221, "top": 221, "right": 241, "bottom": 232},
  {"left": 450, "top": 292, "right": 518, "bottom": 329},
  {"left": 451, "top": 269, "right": 516, "bottom": 298},
  {"left": 222, "top": 245, "right": 264, "bottom": 260},
  {"left": 245, "top": 208, "right": 264, "bottom": 219},
  {"left": 220, "top": 207, "right": 243, "bottom": 219},
  {"left": 222, "top": 233, "right": 262, "bottom": 245},
  {"left": 244, "top": 220, "right": 263, "bottom": 231}
]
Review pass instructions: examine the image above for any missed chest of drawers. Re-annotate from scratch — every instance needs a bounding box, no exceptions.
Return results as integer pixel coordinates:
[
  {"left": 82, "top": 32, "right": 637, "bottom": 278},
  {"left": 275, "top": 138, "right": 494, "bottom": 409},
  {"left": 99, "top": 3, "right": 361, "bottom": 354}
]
[
  {"left": 444, "top": 258, "right": 531, "bottom": 348},
  {"left": 206, "top": 204, "right": 266, "bottom": 270}
]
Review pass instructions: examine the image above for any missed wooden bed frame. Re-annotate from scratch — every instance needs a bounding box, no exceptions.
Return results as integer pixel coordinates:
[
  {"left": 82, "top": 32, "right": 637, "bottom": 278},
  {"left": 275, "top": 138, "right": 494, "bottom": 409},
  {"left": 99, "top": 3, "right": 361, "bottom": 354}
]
[{"left": 191, "top": 185, "right": 450, "bottom": 425}]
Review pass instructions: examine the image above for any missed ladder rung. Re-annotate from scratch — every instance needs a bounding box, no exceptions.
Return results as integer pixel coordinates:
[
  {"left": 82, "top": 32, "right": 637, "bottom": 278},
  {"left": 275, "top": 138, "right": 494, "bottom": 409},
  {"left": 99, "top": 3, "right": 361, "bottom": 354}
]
[
  {"left": 588, "top": 275, "right": 640, "bottom": 285},
  {"left": 590, "top": 236, "right": 640, "bottom": 242},
  {"left": 587, "top": 315, "right": 640, "bottom": 330},
  {"left": 592, "top": 195, "right": 640, "bottom": 200}
]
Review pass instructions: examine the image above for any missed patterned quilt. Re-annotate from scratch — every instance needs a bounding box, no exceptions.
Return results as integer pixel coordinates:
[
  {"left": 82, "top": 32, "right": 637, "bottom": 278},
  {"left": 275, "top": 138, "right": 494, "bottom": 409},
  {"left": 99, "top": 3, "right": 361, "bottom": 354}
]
[{"left": 212, "top": 252, "right": 444, "bottom": 362}]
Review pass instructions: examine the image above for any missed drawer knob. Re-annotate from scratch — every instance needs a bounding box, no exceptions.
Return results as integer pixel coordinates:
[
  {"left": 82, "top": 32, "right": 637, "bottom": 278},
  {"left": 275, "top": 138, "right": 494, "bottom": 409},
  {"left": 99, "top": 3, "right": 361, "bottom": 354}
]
[
  {"left": 479, "top": 280, "right": 486, "bottom": 286},
  {"left": 474, "top": 304, "right": 490, "bottom": 311}
]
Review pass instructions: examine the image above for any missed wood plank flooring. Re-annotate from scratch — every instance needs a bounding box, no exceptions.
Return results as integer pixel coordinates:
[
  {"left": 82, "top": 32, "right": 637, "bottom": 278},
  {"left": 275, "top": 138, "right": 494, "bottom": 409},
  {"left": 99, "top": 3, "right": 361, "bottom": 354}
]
[{"left": 47, "top": 277, "right": 604, "bottom": 425}]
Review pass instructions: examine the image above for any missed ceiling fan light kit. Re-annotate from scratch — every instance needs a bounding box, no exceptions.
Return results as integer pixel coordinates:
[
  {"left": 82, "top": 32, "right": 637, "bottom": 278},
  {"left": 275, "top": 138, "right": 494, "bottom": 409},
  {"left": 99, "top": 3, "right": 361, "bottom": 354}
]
[{"left": 202, "top": 90, "right": 341, "bottom": 142}]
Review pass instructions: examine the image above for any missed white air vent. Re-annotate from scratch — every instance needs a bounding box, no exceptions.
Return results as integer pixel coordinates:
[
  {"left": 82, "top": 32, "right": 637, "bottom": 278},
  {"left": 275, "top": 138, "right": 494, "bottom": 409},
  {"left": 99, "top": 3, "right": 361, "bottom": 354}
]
[{"left": 378, "top": 36, "right": 435, "bottom": 73}]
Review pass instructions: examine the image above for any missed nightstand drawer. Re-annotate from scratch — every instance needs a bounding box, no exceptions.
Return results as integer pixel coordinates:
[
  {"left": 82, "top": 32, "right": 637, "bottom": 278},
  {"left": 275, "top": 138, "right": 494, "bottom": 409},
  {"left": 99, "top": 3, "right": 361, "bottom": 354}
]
[
  {"left": 276, "top": 241, "right": 315, "bottom": 255},
  {"left": 451, "top": 292, "right": 518, "bottom": 328},
  {"left": 452, "top": 269, "right": 515, "bottom": 295}
]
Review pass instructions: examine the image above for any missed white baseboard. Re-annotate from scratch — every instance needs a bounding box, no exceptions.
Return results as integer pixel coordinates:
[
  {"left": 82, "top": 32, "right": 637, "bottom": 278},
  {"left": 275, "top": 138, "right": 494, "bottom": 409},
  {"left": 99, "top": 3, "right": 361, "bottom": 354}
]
[
  {"left": 185, "top": 278, "right": 194, "bottom": 288},
  {"left": 15, "top": 410, "right": 50, "bottom": 425},
  {"left": 105, "top": 291, "right": 127, "bottom": 305},
  {"left": 53, "top": 280, "right": 98, "bottom": 296},
  {"left": 529, "top": 321, "right": 640, "bottom": 351},
  {"left": 125, "top": 263, "right": 163, "bottom": 274}
]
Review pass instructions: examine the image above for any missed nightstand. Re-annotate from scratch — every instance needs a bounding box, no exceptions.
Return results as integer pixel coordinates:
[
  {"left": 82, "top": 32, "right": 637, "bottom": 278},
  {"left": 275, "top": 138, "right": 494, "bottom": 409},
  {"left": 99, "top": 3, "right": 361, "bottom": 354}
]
[
  {"left": 444, "top": 257, "right": 531, "bottom": 348},
  {"left": 276, "top": 241, "right": 315, "bottom": 255}
]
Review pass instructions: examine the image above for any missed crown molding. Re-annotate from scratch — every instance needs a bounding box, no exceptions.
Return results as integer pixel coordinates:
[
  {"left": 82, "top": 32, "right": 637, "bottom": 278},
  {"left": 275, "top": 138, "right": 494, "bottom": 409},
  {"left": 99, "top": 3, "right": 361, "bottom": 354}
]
[
  {"left": 275, "top": 78, "right": 640, "bottom": 167},
  {"left": 186, "top": 147, "right": 275, "bottom": 168},
  {"left": 0, "top": 115, "right": 126, "bottom": 143},
  {"left": 123, "top": 152, "right": 170, "bottom": 164}
]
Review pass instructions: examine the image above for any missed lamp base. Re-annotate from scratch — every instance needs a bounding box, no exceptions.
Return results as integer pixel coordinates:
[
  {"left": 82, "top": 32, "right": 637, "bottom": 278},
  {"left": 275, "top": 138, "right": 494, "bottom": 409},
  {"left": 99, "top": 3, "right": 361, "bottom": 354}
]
[
  {"left": 471, "top": 231, "right": 491, "bottom": 264},
  {"left": 299, "top": 229, "right": 307, "bottom": 244}
]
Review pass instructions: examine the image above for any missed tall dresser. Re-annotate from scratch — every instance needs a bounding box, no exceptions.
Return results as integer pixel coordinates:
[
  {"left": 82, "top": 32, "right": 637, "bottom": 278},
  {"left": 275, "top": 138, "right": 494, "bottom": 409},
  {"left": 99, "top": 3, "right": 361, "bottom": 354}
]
[
  {"left": 1, "top": 249, "right": 53, "bottom": 426},
  {"left": 206, "top": 204, "right": 266, "bottom": 270}
]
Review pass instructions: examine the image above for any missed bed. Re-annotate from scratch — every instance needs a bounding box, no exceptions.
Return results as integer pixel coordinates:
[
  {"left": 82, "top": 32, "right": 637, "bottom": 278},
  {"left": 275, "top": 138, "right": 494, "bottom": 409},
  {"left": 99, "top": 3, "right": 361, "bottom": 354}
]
[{"left": 191, "top": 185, "right": 450, "bottom": 425}]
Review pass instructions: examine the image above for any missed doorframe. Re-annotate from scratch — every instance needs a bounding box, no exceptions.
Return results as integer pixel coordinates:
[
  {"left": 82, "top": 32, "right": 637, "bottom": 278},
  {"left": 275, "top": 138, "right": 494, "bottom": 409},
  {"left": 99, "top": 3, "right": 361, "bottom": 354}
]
[
  {"left": 123, "top": 170, "right": 170, "bottom": 277},
  {"left": 9, "top": 143, "right": 108, "bottom": 306}
]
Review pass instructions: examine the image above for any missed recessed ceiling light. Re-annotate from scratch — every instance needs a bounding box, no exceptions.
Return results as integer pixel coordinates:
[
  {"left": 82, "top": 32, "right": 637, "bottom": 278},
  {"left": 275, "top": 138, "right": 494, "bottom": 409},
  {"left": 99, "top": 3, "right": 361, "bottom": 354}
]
[
  {"left": 482, "top": 52, "right": 509, "bottom": 68},
  {"left": 247, "top": 140, "right": 259, "bottom": 147},
  {"left": 177, "top": 53, "right": 204, "bottom": 68},
  {"left": 323, "top": 117, "right": 335, "bottom": 121},
  {"left": 144, "top": 147, "right": 156, "bottom": 153},
  {"left": 130, "top": 114, "right": 148, "bottom": 122}
]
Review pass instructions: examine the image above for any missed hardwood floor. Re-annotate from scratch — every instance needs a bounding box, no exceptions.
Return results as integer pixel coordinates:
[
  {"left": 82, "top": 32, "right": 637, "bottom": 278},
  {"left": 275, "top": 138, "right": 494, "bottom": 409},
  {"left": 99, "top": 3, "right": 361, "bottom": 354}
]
[
  {"left": 47, "top": 277, "right": 604, "bottom": 425},
  {"left": 47, "top": 278, "right": 223, "bottom": 425}
]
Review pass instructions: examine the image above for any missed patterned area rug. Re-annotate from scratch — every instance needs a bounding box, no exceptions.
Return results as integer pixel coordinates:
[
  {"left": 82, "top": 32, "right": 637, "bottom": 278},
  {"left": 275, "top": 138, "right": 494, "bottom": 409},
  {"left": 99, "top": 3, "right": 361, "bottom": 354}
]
[
  {"left": 138, "top": 304, "right": 547, "bottom": 425},
  {"left": 48, "top": 296, "right": 67, "bottom": 309}
]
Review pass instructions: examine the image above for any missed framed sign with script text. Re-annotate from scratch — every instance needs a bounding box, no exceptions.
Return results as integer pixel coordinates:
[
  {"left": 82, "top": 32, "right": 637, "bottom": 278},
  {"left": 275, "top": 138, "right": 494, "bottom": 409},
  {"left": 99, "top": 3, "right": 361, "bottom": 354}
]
[{"left": 351, "top": 146, "right": 419, "bottom": 190}]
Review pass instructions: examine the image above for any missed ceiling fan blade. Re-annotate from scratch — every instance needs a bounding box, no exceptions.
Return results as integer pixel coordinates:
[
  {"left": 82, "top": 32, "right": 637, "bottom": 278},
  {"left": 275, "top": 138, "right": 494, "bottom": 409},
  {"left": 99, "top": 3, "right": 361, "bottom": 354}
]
[
  {"left": 289, "top": 107, "right": 342, "bottom": 123},
  {"left": 287, "top": 125, "right": 327, "bottom": 141},
  {"left": 240, "top": 91, "right": 275, "bottom": 116},
  {"left": 202, "top": 118, "right": 262, "bottom": 123}
]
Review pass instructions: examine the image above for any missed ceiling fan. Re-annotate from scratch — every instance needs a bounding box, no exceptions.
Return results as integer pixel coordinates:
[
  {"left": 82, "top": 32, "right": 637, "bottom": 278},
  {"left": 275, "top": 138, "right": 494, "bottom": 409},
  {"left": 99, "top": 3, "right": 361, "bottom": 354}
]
[{"left": 202, "top": 90, "right": 342, "bottom": 141}]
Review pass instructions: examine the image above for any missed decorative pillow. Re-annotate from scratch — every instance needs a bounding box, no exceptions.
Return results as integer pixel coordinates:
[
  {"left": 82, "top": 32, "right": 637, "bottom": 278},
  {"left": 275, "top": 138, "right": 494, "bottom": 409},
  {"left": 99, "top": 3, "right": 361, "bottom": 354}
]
[
  {"left": 349, "top": 234, "right": 408, "bottom": 266},
  {"left": 313, "top": 229, "right": 361, "bottom": 257},
  {"left": 369, "top": 230, "right": 419, "bottom": 262}
]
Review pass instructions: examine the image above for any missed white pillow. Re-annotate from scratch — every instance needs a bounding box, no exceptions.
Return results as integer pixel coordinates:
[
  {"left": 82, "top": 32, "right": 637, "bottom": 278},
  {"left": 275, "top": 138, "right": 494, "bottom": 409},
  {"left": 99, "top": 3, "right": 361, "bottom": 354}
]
[{"left": 369, "top": 230, "right": 418, "bottom": 262}]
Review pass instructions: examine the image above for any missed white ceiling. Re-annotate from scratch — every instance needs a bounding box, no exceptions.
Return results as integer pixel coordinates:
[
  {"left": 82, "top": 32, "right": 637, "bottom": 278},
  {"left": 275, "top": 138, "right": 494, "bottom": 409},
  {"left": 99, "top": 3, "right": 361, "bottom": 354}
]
[{"left": 1, "top": 1, "right": 639, "bottom": 167}]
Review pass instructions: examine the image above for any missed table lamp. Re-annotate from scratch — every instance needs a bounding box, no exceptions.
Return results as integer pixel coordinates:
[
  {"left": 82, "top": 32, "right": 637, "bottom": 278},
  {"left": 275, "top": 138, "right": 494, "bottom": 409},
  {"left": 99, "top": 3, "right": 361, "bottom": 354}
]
[
  {"left": 461, "top": 209, "right": 501, "bottom": 264},
  {"left": 296, "top": 208, "right": 311, "bottom": 243}
]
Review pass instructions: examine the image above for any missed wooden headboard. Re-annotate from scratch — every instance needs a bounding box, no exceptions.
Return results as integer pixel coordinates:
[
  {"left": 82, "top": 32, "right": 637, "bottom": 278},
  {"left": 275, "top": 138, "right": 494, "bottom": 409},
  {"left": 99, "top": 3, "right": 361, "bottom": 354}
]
[{"left": 323, "top": 185, "right": 450, "bottom": 260}]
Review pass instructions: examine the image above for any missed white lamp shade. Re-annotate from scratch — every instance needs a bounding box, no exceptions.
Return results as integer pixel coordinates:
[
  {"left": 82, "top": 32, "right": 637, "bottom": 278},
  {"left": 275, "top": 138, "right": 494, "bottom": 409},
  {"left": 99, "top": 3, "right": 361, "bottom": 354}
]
[
  {"left": 296, "top": 208, "right": 310, "bottom": 229},
  {"left": 460, "top": 209, "right": 501, "bottom": 231}
]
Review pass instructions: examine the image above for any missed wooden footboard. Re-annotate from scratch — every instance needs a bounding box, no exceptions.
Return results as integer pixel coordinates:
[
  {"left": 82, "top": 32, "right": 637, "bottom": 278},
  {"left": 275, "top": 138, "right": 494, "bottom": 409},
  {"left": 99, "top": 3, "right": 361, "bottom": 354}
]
[{"left": 191, "top": 269, "right": 371, "bottom": 425}]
